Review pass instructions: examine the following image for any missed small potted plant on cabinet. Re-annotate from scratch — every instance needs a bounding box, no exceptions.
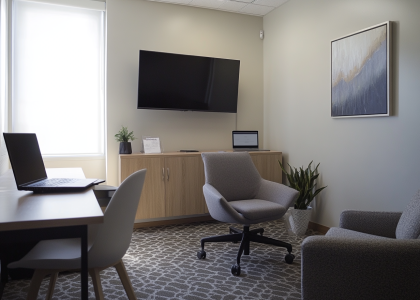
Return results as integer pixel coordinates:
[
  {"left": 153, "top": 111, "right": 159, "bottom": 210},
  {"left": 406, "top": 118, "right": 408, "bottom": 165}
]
[
  {"left": 115, "top": 126, "right": 135, "bottom": 154},
  {"left": 279, "top": 161, "right": 327, "bottom": 235}
]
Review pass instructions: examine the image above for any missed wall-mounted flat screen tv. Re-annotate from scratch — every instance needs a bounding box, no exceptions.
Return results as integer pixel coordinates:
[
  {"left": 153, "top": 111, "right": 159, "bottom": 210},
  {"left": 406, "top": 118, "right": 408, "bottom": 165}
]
[{"left": 137, "top": 50, "right": 240, "bottom": 113}]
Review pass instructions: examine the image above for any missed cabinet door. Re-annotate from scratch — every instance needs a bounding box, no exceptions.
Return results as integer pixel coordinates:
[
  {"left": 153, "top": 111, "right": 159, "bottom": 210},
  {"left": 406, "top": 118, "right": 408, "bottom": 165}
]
[
  {"left": 121, "top": 156, "right": 166, "bottom": 220},
  {"left": 165, "top": 156, "right": 206, "bottom": 217},
  {"left": 250, "top": 153, "right": 282, "bottom": 183}
]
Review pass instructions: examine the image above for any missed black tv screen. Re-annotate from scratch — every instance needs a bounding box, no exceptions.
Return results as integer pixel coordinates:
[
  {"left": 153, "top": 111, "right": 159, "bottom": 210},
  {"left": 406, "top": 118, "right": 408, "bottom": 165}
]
[{"left": 137, "top": 50, "right": 240, "bottom": 113}]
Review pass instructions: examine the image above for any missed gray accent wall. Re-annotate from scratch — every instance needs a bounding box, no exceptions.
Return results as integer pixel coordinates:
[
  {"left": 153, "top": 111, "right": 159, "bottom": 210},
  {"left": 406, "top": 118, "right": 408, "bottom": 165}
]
[{"left": 263, "top": 0, "right": 420, "bottom": 227}]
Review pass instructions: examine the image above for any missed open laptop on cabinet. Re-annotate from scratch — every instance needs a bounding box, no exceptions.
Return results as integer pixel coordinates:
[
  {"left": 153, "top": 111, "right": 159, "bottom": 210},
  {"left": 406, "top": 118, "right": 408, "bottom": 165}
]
[
  {"left": 232, "top": 131, "right": 270, "bottom": 152},
  {"left": 3, "top": 133, "right": 104, "bottom": 193}
]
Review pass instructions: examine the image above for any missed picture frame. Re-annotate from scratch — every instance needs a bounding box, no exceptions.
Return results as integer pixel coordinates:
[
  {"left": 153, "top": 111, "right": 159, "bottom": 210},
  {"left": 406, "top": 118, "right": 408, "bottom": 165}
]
[
  {"left": 331, "top": 21, "right": 391, "bottom": 118},
  {"left": 142, "top": 136, "right": 162, "bottom": 154}
]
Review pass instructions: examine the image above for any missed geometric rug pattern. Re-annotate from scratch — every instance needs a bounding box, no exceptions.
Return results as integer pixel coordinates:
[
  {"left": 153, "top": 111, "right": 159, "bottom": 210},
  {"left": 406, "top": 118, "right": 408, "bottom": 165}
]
[{"left": 1, "top": 220, "right": 318, "bottom": 300}]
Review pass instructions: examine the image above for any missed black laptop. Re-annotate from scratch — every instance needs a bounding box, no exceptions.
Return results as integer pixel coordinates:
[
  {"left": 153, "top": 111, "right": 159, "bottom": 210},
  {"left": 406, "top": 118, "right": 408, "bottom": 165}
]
[
  {"left": 3, "top": 133, "right": 104, "bottom": 193},
  {"left": 232, "top": 131, "right": 269, "bottom": 152}
]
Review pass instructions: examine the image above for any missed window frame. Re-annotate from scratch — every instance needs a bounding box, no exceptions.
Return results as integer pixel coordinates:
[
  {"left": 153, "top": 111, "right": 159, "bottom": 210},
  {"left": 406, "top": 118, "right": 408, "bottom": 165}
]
[{"left": 9, "top": 0, "right": 107, "bottom": 158}]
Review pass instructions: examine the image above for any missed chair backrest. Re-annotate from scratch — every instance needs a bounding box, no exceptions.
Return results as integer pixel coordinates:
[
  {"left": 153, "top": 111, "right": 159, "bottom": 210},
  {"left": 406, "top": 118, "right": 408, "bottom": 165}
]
[
  {"left": 396, "top": 189, "right": 420, "bottom": 239},
  {"left": 201, "top": 152, "right": 261, "bottom": 201},
  {"left": 88, "top": 169, "right": 147, "bottom": 267}
]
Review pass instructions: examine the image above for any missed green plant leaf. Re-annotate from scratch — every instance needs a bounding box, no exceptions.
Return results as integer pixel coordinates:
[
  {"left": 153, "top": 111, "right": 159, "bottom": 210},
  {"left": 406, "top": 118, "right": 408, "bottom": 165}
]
[
  {"left": 115, "top": 126, "right": 136, "bottom": 142},
  {"left": 278, "top": 159, "right": 327, "bottom": 209}
]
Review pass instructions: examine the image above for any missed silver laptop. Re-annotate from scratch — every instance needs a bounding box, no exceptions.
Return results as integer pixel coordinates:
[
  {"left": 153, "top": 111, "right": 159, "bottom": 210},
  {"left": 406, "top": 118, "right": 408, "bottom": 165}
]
[
  {"left": 3, "top": 133, "right": 104, "bottom": 193},
  {"left": 232, "top": 131, "right": 269, "bottom": 152}
]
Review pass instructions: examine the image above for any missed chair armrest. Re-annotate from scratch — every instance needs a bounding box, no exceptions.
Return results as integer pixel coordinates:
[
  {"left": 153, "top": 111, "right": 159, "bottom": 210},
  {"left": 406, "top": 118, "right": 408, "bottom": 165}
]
[
  {"left": 301, "top": 236, "right": 420, "bottom": 300},
  {"left": 203, "top": 183, "right": 246, "bottom": 224},
  {"left": 255, "top": 179, "right": 298, "bottom": 208},
  {"left": 339, "top": 210, "right": 402, "bottom": 238}
]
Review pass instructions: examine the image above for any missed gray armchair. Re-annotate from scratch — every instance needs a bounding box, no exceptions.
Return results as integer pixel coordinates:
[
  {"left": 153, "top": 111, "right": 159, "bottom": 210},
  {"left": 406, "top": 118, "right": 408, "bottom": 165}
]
[
  {"left": 301, "top": 190, "right": 420, "bottom": 300},
  {"left": 197, "top": 152, "right": 298, "bottom": 276}
]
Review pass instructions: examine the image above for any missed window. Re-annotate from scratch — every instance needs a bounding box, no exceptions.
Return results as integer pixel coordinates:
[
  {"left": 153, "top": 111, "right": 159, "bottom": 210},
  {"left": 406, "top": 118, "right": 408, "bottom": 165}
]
[
  {"left": 0, "top": 0, "right": 8, "bottom": 174},
  {"left": 12, "top": 0, "right": 105, "bottom": 156}
]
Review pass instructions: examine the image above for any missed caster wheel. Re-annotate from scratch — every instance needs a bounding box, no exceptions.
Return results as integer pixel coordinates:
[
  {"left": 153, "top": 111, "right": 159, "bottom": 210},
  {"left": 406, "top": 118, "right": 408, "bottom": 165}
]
[
  {"left": 285, "top": 253, "right": 295, "bottom": 264},
  {"left": 231, "top": 264, "right": 241, "bottom": 276},
  {"left": 197, "top": 250, "right": 206, "bottom": 259}
]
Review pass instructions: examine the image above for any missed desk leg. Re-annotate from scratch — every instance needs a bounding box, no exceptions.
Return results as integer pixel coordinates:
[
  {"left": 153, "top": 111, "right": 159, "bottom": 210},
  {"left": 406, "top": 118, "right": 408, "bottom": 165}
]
[
  {"left": 1, "top": 260, "right": 8, "bottom": 283},
  {"left": 81, "top": 225, "right": 88, "bottom": 300},
  {"left": 0, "top": 281, "right": 4, "bottom": 299}
]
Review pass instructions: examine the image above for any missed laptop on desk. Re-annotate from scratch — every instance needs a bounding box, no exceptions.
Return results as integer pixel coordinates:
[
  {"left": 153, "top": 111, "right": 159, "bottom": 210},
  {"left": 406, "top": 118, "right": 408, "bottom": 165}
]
[
  {"left": 3, "top": 133, "right": 104, "bottom": 193},
  {"left": 232, "top": 131, "right": 269, "bottom": 152}
]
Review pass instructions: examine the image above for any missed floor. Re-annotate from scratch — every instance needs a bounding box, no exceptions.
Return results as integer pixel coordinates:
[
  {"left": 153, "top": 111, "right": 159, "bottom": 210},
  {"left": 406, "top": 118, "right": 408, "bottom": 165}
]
[{"left": 1, "top": 220, "right": 318, "bottom": 300}]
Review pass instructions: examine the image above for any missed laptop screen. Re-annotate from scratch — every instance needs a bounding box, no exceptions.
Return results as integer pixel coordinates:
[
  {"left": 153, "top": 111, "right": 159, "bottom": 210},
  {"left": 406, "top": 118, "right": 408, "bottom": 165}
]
[
  {"left": 3, "top": 133, "right": 47, "bottom": 186},
  {"left": 232, "top": 131, "right": 258, "bottom": 148}
]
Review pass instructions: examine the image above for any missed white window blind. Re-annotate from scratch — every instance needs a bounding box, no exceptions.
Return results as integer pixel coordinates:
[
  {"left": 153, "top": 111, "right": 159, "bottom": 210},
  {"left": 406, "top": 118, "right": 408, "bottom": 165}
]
[
  {"left": 0, "top": 0, "right": 8, "bottom": 174},
  {"left": 12, "top": 0, "right": 105, "bottom": 156}
]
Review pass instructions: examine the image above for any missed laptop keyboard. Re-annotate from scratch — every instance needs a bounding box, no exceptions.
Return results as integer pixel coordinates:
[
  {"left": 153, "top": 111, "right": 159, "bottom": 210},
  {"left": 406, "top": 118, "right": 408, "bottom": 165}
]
[{"left": 29, "top": 178, "right": 80, "bottom": 187}]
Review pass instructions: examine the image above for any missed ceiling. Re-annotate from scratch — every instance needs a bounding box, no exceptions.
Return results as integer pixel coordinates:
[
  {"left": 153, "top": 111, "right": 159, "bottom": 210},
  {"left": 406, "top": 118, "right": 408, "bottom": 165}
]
[{"left": 147, "top": 0, "right": 289, "bottom": 16}]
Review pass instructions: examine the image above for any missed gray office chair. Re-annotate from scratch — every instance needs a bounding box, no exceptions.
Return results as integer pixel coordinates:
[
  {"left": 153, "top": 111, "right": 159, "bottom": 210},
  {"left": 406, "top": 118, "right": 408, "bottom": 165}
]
[
  {"left": 198, "top": 152, "right": 298, "bottom": 275},
  {"left": 301, "top": 190, "right": 420, "bottom": 300},
  {"left": 8, "top": 169, "right": 147, "bottom": 300}
]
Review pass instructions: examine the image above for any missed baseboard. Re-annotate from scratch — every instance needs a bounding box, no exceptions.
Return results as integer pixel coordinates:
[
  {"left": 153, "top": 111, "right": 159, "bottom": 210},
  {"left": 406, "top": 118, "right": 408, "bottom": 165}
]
[
  {"left": 133, "top": 215, "right": 214, "bottom": 229},
  {"left": 132, "top": 216, "right": 330, "bottom": 234},
  {"left": 308, "top": 221, "right": 330, "bottom": 235}
]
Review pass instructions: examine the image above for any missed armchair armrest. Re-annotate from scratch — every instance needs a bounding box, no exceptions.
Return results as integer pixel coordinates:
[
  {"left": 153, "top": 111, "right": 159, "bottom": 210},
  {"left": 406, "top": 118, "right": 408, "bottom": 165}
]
[
  {"left": 203, "top": 183, "right": 246, "bottom": 224},
  {"left": 339, "top": 210, "right": 402, "bottom": 238},
  {"left": 301, "top": 236, "right": 420, "bottom": 300},
  {"left": 255, "top": 179, "right": 298, "bottom": 208}
]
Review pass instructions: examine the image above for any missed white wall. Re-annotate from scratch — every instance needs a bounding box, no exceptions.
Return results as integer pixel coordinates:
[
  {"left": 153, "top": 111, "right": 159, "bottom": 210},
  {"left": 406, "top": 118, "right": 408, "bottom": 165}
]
[
  {"left": 106, "top": 0, "right": 264, "bottom": 186},
  {"left": 263, "top": 0, "right": 420, "bottom": 227}
]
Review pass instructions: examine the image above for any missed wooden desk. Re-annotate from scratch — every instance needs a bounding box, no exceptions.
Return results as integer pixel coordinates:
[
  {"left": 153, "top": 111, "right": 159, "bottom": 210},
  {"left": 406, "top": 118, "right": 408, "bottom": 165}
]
[{"left": 0, "top": 168, "right": 104, "bottom": 300}]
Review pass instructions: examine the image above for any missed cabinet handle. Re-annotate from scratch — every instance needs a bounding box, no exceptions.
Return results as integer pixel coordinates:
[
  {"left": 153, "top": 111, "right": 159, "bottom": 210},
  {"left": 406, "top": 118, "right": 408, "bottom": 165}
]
[
  {"left": 167, "top": 168, "right": 170, "bottom": 181},
  {"left": 162, "top": 168, "right": 165, "bottom": 181}
]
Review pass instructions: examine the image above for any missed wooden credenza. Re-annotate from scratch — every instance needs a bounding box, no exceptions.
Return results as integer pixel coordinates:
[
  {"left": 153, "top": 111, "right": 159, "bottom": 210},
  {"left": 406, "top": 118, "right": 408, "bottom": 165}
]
[{"left": 119, "top": 151, "right": 282, "bottom": 223}]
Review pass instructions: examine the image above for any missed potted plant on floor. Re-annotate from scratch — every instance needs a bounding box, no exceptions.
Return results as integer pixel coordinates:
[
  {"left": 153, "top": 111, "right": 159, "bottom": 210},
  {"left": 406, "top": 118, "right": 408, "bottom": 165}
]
[
  {"left": 115, "top": 126, "right": 136, "bottom": 154},
  {"left": 279, "top": 161, "right": 327, "bottom": 235}
]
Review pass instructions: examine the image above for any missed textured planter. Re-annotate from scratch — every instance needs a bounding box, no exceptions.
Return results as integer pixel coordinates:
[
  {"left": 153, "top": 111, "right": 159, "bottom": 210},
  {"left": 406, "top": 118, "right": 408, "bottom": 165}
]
[
  {"left": 289, "top": 207, "right": 312, "bottom": 236},
  {"left": 119, "top": 142, "right": 132, "bottom": 154}
]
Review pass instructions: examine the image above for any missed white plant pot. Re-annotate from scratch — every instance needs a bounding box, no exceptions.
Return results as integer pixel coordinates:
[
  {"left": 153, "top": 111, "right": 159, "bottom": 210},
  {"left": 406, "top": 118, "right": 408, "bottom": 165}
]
[{"left": 289, "top": 207, "right": 312, "bottom": 236}]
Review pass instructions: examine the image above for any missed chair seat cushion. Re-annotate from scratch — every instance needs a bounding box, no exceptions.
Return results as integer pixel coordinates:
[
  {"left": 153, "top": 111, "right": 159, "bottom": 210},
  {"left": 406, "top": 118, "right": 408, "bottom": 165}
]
[
  {"left": 229, "top": 199, "right": 286, "bottom": 221},
  {"left": 326, "top": 227, "right": 392, "bottom": 240},
  {"left": 8, "top": 238, "right": 84, "bottom": 270}
]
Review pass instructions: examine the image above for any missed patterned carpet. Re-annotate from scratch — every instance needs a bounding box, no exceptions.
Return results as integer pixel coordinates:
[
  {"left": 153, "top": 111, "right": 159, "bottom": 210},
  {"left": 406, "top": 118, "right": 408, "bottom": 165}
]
[{"left": 1, "top": 220, "right": 317, "bottom": 300}]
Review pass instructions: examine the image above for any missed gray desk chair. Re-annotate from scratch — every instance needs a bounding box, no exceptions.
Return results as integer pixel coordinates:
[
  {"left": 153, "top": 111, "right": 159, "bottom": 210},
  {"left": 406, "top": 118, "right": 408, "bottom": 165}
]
[
  {"left": 301, "top": 190, "right": 420, "bottom": 300},
  {"left": 9, "top": 169, "right": 147, "bottom": 300},
  {"left": 198, "top": 152, "right": 298, "bottom": 275}
]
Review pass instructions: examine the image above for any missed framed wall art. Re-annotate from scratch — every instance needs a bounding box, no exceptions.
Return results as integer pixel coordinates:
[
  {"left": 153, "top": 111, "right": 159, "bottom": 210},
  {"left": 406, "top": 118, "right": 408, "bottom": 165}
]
[{"left": 331, "top": 21, "right": 391, "bottom": 118}]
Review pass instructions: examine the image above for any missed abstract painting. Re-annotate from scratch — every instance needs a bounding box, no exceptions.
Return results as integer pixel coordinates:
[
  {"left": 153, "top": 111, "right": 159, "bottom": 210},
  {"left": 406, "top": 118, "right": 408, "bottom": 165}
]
[{"left": 331, "top": 22, "right": 391, "bottom": 118}]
